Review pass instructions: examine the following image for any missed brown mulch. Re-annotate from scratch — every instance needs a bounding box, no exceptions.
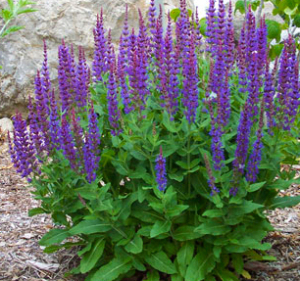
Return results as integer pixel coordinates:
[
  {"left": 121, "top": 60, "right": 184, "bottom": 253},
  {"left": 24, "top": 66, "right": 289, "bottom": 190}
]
[{"left": 0, "top": 138, "right": 300, "bottom": 281}]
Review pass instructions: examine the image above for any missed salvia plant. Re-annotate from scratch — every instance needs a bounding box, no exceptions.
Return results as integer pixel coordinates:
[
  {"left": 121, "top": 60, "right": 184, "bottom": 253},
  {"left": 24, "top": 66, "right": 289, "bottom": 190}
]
[{"left": 8, "top": 0, "right": 300, "bottom": 280}]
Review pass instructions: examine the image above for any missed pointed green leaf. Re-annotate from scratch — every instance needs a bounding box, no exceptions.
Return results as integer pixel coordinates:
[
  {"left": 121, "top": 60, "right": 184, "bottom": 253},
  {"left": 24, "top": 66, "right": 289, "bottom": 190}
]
[
  {"left": 91, "top": 257, "right": 132, "bottom": 281},
  {"left": 39, "top": 229, "right": 70, "bottom": 246},
  {"left": 80, "top": 238, "right": 106, "bottom": 273},
  {"left": 69, "top": 219, "right": 111, "bottom": 235},
  {"left": 28, "top": 207, "right": 46, "bottom": 217},
  {"left": 124, "top": 234, "right": 143, "bottom": 254},
  {"left": 16, "top": 8, "right": 38, "bottom": 15},
  {"left": 195, "top": 221, "right": 231, "bottom": 236},
  {"left": 269, "top": 195, "right": 300, "bottom": 209},
  {"left": 173, "top": 226, "right": 203, "bottom": 241},
  {"left": 248, "top": 181, "right": 266, "bottom": 192},
  {"left": 150, "top": 220, "right": 172, "bottom": 238},
  {"left": 185, "top": 249, "right": 215, "bottom": 281},
  {"left": 177, "top": 241, "right": 195, "bottom": 276},
  {"left": 145, "top": 251, "right": 177, "bottom": 274}
]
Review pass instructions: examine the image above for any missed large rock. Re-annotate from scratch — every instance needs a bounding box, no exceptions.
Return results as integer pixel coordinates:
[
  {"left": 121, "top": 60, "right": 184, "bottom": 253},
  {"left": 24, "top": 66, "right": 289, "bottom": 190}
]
[{"left": 0, "top": 0, "right": 194, "bottom": 118}]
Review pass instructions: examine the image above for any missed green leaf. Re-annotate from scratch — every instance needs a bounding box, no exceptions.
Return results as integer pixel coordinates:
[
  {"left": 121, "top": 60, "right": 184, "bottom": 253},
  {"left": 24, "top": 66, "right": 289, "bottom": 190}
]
[
  {"left": 199, "top": 18, "right": 207, "bottom": 36},
  {"left": 80, "top": 238, "right": 106, "bottom": 273},
  {"left": 269, "top": 195, "right": 300, "bottom": 209},
  {"left": 145, "top": 251, "right": 177, "bottom": 274},
  {"left": 150, "top": 220, "right": 172, "bottom": 238},
  {"left": 185, "top": 249, "right": 215, "bottom": 281},
  {"left": 195, "top": 221, "right": 231, "bottom": 236},
  {"left": 7, "top": 0, "right": 14, "bottom": 10},
  {"left": 202, "top": 209, "right": 225, "bottom": 218},
  {"left": 1, "top": 25, "right": 24, "bottom": 37},
  {"left": 293, "top": 14, "right": 300, "bottom": 27},
  {"left": 166, "top": 204, "right": 189, "bottom": 217},
  {"left": 145, "top": 270, "right": 160, "bottom": 281},
  {"left": 39, "top": 229, "right": 70, "bottom": 246},
  {"left": 69, "top": 219, "right": 111, "bottom": 235},
  {"left": 16, "top": 8, "right": 38, "bottom": 15},
  {"left": 177, "top": 241, "right": 195, "bottom": 276},
  {"left": 232, "top": 254, "right": 244, "bottom": 274},
  {"left": 28, "top": 207, "right": 46, "bottom": 217},
  {"left": 1, "top": 9, "right": 12, "bottom": 21},
  {"left": 248, "top": 181, "right": 266, "bottom": 192},
  {"left": 234, "top": 0, "right": 246, "bottom": 14},
  {"left": 265, "top": 19, "right": 281, "bottom": 40},
  {"left": 170, "top": 8, "right": 181, "bottom": 22},
  {"left": 124, "top": 234, "right": 143, "bottom": 254},
  {"left": 173, "top": 226, "right": 203, "bottom": 241},
  {"left": 91, "top": 257, "right": 132, "bottom": 281}
]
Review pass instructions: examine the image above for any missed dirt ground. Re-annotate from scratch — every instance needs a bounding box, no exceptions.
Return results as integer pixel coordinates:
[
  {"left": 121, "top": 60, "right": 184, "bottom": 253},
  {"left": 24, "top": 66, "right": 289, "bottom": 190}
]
[{"left": 0, "top": 139, "right": 300, "bottom": 281}]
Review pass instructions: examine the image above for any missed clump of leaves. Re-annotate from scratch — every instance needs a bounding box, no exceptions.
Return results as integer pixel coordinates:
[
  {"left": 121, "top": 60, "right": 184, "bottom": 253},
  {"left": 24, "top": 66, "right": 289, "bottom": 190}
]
[{"left": 0, "top": 0, "right": 37, "bottom": 38}]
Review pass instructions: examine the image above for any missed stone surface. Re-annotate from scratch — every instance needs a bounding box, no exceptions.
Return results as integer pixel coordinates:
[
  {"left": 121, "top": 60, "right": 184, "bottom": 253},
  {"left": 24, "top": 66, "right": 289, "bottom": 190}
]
[
  {"left": 0, "top": 0, "right": 194, "bottom": 118},
  {"left": 0, "top": 118, "right": 13, "bottom": 132}
]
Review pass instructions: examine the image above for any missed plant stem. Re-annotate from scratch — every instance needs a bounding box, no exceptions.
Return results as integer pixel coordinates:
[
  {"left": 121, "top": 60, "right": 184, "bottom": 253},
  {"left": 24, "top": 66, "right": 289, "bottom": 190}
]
[{"left": 187, "top": 124, "right": 191, "bottom": 198}]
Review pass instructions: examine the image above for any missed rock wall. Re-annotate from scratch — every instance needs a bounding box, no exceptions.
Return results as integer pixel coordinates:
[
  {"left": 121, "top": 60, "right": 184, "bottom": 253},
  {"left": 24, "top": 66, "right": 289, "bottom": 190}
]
[{"left": 0, "top": 0, "right": 194, "bottom": 118}]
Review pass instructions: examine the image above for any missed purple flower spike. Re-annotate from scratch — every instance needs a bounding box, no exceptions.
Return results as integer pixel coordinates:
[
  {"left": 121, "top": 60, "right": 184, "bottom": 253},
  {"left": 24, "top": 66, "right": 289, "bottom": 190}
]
[
  {"left": 76, "top": 47, "right": 89, "bottom": 107},
  {"left": 203, "top": 154, "right": 220, "bottom": 195},
  {"left": 83, "top": 104, "right": 101, "bottom": 183},
  {"left": 263, "top": 62, "right": 276, "bottom": 128},
  {"left": 155, "top": 146, "right": 167, "bottom": 191},
  {"left": 11, "top": 113, "right": 37, "bottom": 179},
  {"left": 60, "top": 115, "right": 77, "bottom": 170},
  {"left": 107, "top": 66, "right": 122, "bottom": 135},
  {"left": 246, "top": 103, "right": 264, "bottom": 182},
  {"left": 148, "top": 0, "right": 156, "bottom": 36},
  {"left": 41, "top": 40, "right": 51, "bottom": 115},
  {"left": 182, "top": 30, "right": 199, "bottom": 123},
  {"left": 58, "top": 40, "right": 72, "bottom": 113},
  {"left": 49, "top": 89, "right": 61, "bottom": 150},
  {"left": 233, "top": 103, "right": 252, "bottom": 174},
  {"left": 93, "top": 10, "right": 107, "bottom": 82},
  {"left": 160, "top": 12, "right": 179, "bottom": 118},
  {"left": 28, "top": 96, "right": 43, "bottom": 155},
  {"left": 206, "top": 0, "right": 217, "bottom": 52},
  {"left": 209, "top": 122, "right": 225, "bottom": 170}
]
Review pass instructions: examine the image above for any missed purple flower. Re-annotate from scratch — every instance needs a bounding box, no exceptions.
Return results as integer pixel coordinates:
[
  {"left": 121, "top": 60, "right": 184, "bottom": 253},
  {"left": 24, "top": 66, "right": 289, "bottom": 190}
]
[
  {"left": 246, "top": 103, "right": 264, "bottom": 182},
  {"left": 58, "top": 40, "right": 73, "bottom": 112},
  {"left": 76, "top": 47, "right": 89, "bottom": 107},
  {"left": 11, "top": 113, "right": 37, "bottom": 179},
  {"left": 203, "top": 154, "right": 220, "bottom": 195},
  {"left": 182, "top": 30, "right": 199, "bottom": 123},
  {"left": 28, "top": 96, "right": 43, "bottom": 155},
  {"left": 209, "top": 121, "right": 225, "bottom": 170},
  {"left": 233, "top": 103, "right": 252, "bottom": 174},
  {"left": 155, "top": 146, "right": 167, "bottom": 191},
  {"left": 41, "top": 40, "right": 51, "bottom": 115},
  {"left": 278, "top": 35, "right": 299, "bottom": 129},
  {"left": 206, "top": 0, "right": 217, "bottom": 52},
  {"left": 93, "top": 10, "right": 107, "bottom": 81},
  {"left": 83, "top": 104, "right": 101, "bottom": 183},
  {"left": 49, "top": 89, "right": 61, "bottom": 150},
  {"left": 263, "top": 63, "right": 276, "bottom": 128},
  {"left": 107, "top": 67, "right": 122, "bottom": 135},
  {"left": 60, "top": 115, "right": 77, "bottom": 169}
]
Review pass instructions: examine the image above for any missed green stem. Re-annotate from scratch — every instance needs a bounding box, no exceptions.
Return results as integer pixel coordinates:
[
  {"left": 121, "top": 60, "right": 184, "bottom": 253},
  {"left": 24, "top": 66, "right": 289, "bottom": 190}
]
[{"left": 187, "top": 124, "right": 191, "bottom": 198}]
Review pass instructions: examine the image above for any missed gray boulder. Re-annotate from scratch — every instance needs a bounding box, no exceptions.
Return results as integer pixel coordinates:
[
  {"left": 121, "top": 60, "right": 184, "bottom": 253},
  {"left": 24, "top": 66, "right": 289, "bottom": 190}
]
[{"left": 0, "top": 0, "right": 194, "bottom": 118}]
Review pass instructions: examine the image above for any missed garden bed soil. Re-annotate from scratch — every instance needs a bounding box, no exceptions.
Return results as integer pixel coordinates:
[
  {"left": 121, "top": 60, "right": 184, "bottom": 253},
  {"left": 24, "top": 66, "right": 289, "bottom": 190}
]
[{"left": 0, "top": 140, "right": 300, "bottom": 281}]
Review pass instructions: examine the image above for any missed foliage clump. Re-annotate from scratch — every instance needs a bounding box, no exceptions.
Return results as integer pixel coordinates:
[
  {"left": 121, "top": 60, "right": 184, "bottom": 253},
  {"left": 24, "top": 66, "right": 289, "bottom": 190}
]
[{"left": 8, "top": 0, "right": 300, "bottom": 280}]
